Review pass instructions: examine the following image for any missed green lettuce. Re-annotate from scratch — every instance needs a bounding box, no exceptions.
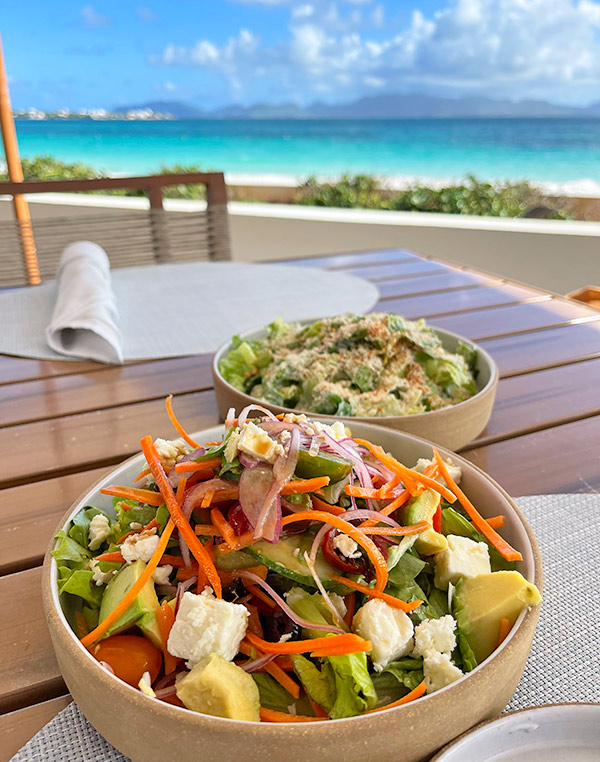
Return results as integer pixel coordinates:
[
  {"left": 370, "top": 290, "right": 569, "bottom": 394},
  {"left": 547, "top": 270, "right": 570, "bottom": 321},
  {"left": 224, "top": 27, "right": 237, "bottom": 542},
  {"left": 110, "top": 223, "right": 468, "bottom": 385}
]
[
  {"left": 68, "top": 507, "right": 104, "bottom": 548},
  {"left": 291, "top": 655, "right": 334, "bottom": 713},
  {"left": 327, "top": 652, "right": 377, "bottom": 718},
  {"left": 218, "top": 336, "right": 268, "bottom": 392},
  {"left": 387, "top": 549, "right": 427, "bottom": 585},
  {"left": 441, "top": 507, "right": 516, "bottom": 571},
  {"left": 58, "top": 569, "right": 103, "bottom": 607},
  {"left": 456, "top": 631, "right": 478, "bottom": 672},
  {"left": 252, "top": 673, "right": 296, "bottom": 712},
  {"left": 371, "top": 658, "right": 424, "bottom": 705}
]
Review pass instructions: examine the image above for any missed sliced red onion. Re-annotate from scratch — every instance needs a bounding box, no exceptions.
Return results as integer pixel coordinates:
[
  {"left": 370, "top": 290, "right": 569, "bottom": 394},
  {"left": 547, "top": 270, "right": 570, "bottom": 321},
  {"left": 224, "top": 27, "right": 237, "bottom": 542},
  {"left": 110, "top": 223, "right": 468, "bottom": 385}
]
[
  {"left": 239, "top": 464, "right": 274, "bottom": 529},
  {"left": 253, "top": 428, "right": 300, "bottom": 542},
  {"left": 167, "top": 447, "right": 206, "bottom": 489},
  {"left": 225, "top": 407, "right": 236, "bottom": 429},
  {"left": 175, "top": 576, "right": 197, "bottom": 614},
  {"left": 239, "top": 452, "right": 261, "bottom": 469},
  {"left": 238, "top": 405, "right": 278, "bottom": 428},
  {"left": 319, "top": 431, "right": 374, "bottom": 491},
  {"left": 302, "top": 551, "right": 347, "bottom": 631},
  {"left": 154, "top": 685, "right": 178, "bottom": 699},
  {"left": 257, "top": 420, "right": 302, "bottom": 435},
  {"left": 155, "top": 584, "right": 178, "bottom": 597},
  {"left": 182, "top": 478, "right": 234, "bottom": 519},
  {"left": 241, "top": 652, "right": 278, "bottom": 673},
  {"left": 235, "top": 570, "right": 344, "bottom": 634},
  {"left": 308, "top": 509, "right": 398, "bottom": 565},
  {"left": 99, "top": 660, "right": 115, "bottom": 674},
  {"left": 154, "top": 671, "right": 178, "bottom": 691}
]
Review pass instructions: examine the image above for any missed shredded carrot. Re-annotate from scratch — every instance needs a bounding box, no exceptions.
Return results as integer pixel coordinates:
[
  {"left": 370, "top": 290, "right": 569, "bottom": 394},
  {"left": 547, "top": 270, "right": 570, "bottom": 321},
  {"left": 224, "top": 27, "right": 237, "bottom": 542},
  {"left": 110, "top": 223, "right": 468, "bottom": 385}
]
[
  {"left": 204, "top": 440, "right": 222, "bottom": 446},
  {"left": 310, "top": 641, "right": 372, "bottom": 657},
  {"left": 175, "top": 458, "right": 222, "bottom": 473},
  {"left": 94, "top": 551, "right": 125, "bottom": 563},
  {"left": 175, "top": 477, "right": 188, "bottom": 505},
  {"left": 308, "top": 698, "right": 329, "bottom": 718},
  {"left": 176, "top": 565, "right": 199, "bottom": 581},
  {"left": 281, "top": 511, "right": 388, "bottom": 592},
  {"left": 117, "top": 516, "right": 160, "bottom": 545},
  {"left": 100, "top": 485, "right": 164, "bottom": 506},
  {"left": 134, "top": 467, "right": 151, "bottom": 482},
  {"left": 81, "top": 519, "right": 175, "bottom": 646},
  {"left": 359, "top": 489, "right": 411, "bottom": 528},
  {"left": 353, "top": 439, "right": 457, "bottom": 503},
  {"left": 343, "top": 592, "right": 355, "bottom": 628},
  {"left": 165, "top": 394, "right": 202, "bottom": 449},
  {"left": 201, "top": 488, "right": 216, "bottom": 509},
  {"left": 238, "top": 641, "right": 300, "bottom": 698},
  {"left": 487, "top": 515, "right": 506, "bottom": 529},
  {"left": 361, "top": 521, "right": 430, "bottom": 537},
  {"left": 141, "top": 435, "right": 222, "bottom": 597},
  {"left": 197, "top": 539, "right": 213, "bottom": 594},
  {"left": 433, "top": 449, "right": 522, "bottom": 562},
  {"left": 330, "top": 575, "right": 422, "bottom": 613},
  {"left": 245, "top": 582, "right": 277, "bottom": 609},
  {"left": 275, "top": 656, "right": 295, "bottom": 672},
  {"left": 210, "top": 508, "right": 238, "bottom": 549},
  {"left": 364, "top": 680, "right": 427, "bottom": 713},
  {"left": 310, "top": 495, "right": 346, "bottom": 515},
  {"left": 194, "top": 524, "right": 225, "bottom": 537},
  {"left": 245, "top": 631, "right": 371, "bottom": 656},
  {"left": 260, "top": 708, "right": 323, "bottom": 723},
  {"left": 217, "top": 530, "right": 255, "bottom": 554},
  {"left": 280, "top": 477, "right": 330, "bottom": 495},
  {"left": 496, "top": 617, "right": 512, "bottom": 647},
  {"left": 156, "top": 601, "right": 179, "bottom": 675}
]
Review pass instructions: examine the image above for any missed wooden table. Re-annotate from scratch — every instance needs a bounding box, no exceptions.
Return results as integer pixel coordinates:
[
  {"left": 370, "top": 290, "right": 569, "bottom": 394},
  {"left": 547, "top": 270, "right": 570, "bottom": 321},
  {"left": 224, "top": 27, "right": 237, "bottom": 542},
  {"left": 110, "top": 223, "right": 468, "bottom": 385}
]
[{"left": 1, "top": 248, "right": 599, "bottom": 760}]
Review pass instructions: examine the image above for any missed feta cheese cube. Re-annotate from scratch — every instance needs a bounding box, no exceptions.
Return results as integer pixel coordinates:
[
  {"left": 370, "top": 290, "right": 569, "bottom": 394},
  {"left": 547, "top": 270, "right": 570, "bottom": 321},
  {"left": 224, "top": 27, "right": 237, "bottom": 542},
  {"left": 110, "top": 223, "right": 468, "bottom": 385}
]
[
  {"left": 224, "top": 429, "right": 240, "bottom": 463},
  {"left": 89, "top": 559, "right": 117, "bottom": 586},
  {"left": 237, "top": 421, "right": 284, "bottom": 463},
  {"left": 88, "top": 514, "right": 112, "bottom": 550},
  {"left": 414, "top": 457, "right": 462, "bottom": 487},
  {"left": 434, "top": 534, "right": 491, "bottom": 590},
  {"left": 121, "top": 528, "right": 160, "bottom": 563},
  {"left": 412, "top": 615, "right": 457, "bottom": 658},
  {"left": 423, "top": 651, "right": 463, "bottom": 693},
  {"left": 352, "top": 598, "right": 414, "bottom": 671},
  {"left": 332, "top": 534, "right": 361, "bottom": 559},
  {"left": 167, "top": 589, "right": 249, "bottom": 668},
  {"left": 153, "top": 437, "right": 189, "bottom": 470},
  {"left": 312, "top": 420, "right": 348, "bottom": 441},
  {"left": 152, "top": 564, "right": 174, "bottom": 586}
]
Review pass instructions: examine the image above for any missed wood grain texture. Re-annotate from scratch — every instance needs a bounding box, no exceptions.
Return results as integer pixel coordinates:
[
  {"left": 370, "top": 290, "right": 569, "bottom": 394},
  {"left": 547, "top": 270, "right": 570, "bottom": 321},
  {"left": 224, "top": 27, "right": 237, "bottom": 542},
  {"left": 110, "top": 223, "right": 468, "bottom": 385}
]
[
  {"left": 376, "top": 269, "right": 500, "bottom": 299},
  {"left": 461, "top": 414, "right": 600, "bottom": 495},
  {"left": 345, "top": 259, "right": 450, "bottom": 282},
  {"left": 0, "top": 356, "right": 103, "bottom": 387},
  {"left": 0, "top": 355, "right": 213, "bottom": 428},
  {"left": 0, "top": 390, "right": 220, "bottom": 488},
  {"left": 0, "top": 696, "right": 71, "bottom": 762},
  {"left": 284, "top": 249, "right": 422, "bottom": 270},
  {"left": 480, "top": 321, "right": 600, "bottom": 376},
  {"left": 379, "top": 283, "right": 546, "bottom": 319},
  {"left": 0, "top": 467, "right": 110, "bottom": 575},
  {"left": 0, "top": 567, "right": 64, "bottom": 713}
]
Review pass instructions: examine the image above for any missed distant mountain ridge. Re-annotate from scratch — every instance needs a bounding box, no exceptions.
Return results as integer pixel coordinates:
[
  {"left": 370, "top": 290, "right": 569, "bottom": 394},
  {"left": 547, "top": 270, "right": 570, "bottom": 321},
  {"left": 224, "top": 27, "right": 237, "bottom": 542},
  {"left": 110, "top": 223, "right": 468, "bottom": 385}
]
[{"left": 113, "top": 94, "right": 600, "bottom": 119}]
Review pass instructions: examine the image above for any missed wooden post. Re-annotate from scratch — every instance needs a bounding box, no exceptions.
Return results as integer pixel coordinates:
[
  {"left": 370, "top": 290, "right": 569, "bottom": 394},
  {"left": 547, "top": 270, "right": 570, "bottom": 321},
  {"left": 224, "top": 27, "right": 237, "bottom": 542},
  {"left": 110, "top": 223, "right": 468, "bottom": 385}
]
[
  {"left": 0, "top": 34, "right": 40, "bottom": 284},
  {"left": 148, "top": 183, "right": 170, "bottom": 262}
]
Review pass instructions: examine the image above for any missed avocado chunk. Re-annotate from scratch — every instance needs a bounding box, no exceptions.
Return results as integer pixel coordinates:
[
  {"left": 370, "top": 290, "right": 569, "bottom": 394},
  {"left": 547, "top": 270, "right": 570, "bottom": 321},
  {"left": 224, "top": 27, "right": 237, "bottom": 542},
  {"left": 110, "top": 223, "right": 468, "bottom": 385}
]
[
  {"left": 403, "top": 489, "right": 448, "bottom": 555},
  {"left": 176, "top": 652, "right": 260, "bottom": 721},
  {"left": 295, "top": 448, "right": 352, "bottom": 483},
  {"left": 98, "top": 560, "right": 159, "bottom": 639},
  {"left": 246, "top": 534, "right": 344, "bottom": 591},
  {"left": 453, "top": 571, "right": 542, "bottom": 664},
  {"left": 138, "top": 597, "right": 176, "bottom": 649}
]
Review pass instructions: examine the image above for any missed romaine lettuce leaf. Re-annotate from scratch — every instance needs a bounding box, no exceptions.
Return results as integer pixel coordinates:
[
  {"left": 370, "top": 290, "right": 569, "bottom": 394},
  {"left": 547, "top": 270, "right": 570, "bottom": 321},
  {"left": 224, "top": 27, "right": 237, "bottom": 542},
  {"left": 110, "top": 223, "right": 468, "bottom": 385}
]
[
  {"left": 441, "top": 507, "right": 516, "bottom": 571},
  {"left": 58, "top": 569, "right": 103, "bottom": 607},
  {"left": 372, "top": 658, "right": 424, "bottom": 705},
  {"left": 68, "top": 507, "right": 104, "bottom": 548},
  {"left": 387, "top": 550, "right": 427, "bottom": 585},
  {"left": 252, "top": 673, "right": 296, "bottom": 712},
  {"left": 52, "top": 530, "right": 91, "bottom": 566},
  {"left": 291, "top": 655, "right": 334, "bottom": 713},
  {"left": 218, "top": 337, "right": 260, "bottom": 392}
]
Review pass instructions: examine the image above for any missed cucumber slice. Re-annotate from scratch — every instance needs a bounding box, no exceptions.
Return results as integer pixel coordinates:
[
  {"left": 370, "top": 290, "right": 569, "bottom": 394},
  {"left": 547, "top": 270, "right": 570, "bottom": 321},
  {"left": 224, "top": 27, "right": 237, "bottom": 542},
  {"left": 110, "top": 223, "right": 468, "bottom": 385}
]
[
  {"left": 213, "top": 545, "right": 257, "bottom": 571},
  {"left": 246, "top": 534, "right": 344, "bottom": 591},
  {"left": 295, "top": 449, "right": 352, "bottom": 483}
]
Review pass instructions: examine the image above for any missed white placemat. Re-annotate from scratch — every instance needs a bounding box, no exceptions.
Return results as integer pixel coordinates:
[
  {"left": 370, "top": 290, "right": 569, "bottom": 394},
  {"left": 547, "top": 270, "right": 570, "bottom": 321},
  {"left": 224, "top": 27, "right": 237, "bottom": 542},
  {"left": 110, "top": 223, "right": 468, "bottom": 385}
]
[
  {"left": 0, "top": 261, "right": 379, "bottom": 363},
  {"left": 10, "top": 494, "right": 600, "bottom": 762}
]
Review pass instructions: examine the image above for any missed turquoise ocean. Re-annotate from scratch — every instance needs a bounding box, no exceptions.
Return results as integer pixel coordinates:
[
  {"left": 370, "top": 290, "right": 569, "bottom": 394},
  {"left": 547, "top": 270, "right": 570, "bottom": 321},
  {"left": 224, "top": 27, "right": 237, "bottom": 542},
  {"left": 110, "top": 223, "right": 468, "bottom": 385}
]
[{"left": 14, "top": 118, "right": 600, "bottom": 188}]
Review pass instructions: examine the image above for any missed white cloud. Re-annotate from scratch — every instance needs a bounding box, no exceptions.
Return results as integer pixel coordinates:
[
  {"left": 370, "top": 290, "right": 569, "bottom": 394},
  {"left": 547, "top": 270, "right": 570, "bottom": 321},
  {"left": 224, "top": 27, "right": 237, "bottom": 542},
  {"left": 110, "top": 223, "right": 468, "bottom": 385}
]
[
  {"left": 152, "top": 0, "right": 600, "bottom": 103},
  {"left": 80, "top": 5, "right": 111, "bottom": 28}
]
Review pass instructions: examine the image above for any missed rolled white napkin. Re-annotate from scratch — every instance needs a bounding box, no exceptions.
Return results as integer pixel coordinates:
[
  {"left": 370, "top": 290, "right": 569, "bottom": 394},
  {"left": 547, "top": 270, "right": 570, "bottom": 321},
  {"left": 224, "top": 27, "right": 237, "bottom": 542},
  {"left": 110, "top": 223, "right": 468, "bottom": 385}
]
[{"left": 45, "top": 241, "right": 123, "bottom": 364}]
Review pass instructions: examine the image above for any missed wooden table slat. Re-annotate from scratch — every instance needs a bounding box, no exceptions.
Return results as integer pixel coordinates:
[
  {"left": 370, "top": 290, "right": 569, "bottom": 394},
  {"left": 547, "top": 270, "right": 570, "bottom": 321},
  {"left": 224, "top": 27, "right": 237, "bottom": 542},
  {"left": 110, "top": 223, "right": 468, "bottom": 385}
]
[
  {"left": 285, "top": 249, "right": 423, "bottom": 269},
  {"left": 347, "top": 259, "right": 451, "bottom": 281},
  {"left": 375, "top": 269, "right": 501, "bottom": 298}
]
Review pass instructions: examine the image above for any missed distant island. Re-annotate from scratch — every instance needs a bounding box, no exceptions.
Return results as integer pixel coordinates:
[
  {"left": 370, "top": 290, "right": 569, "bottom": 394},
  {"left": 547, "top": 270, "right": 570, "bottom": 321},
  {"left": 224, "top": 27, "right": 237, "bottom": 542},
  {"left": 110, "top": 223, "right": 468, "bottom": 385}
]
[{"left": 14, "top": 94, "right": 600, "bottom": 121}]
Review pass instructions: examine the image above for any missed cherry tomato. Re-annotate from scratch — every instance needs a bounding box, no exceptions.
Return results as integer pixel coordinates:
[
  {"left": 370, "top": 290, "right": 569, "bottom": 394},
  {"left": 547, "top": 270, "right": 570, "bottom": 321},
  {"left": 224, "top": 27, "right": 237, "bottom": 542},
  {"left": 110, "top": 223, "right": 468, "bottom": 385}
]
[
  {"left": 321, "top": 529, "right": 368, "bottom": 574},
  {"left": 91, "top": 634, "right": 162, "bottom": 687},
  {"left": 228, "top": 503, "right": 252, "bottom": 536},
  {"left": 432, "top": 504, "right": 442, "bottom": 534}
]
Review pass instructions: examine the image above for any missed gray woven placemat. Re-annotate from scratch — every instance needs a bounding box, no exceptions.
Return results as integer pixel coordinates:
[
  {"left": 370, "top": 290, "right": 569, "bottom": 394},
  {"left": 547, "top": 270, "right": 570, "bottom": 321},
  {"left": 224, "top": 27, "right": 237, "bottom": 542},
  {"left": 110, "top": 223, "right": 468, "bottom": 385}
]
[{"left": 11, "top": 494, "right": 600, "bottom": 761}]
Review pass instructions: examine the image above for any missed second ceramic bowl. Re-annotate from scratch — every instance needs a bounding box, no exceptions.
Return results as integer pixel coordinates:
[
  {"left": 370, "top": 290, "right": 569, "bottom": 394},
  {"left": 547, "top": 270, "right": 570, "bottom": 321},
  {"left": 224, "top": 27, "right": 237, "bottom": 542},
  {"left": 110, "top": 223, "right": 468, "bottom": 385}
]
[{"left": 212, "top": 322, "right": 498, "bottom": 451}]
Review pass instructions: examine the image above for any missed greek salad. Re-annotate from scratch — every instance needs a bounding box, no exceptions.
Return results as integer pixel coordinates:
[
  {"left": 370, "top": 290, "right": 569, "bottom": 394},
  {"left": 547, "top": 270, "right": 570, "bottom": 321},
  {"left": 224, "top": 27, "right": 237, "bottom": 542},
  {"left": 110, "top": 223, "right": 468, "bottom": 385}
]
[{"left": 54, "top": 397, "right": 541, "bottom": 723}]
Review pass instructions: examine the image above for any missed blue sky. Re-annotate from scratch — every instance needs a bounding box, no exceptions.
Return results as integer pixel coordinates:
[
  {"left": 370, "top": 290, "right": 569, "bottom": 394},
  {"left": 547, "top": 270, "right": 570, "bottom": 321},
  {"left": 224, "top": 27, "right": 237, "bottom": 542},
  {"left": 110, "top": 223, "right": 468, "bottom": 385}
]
[{"left": 4, "top": 0, "right": 600, "bottom": 110}]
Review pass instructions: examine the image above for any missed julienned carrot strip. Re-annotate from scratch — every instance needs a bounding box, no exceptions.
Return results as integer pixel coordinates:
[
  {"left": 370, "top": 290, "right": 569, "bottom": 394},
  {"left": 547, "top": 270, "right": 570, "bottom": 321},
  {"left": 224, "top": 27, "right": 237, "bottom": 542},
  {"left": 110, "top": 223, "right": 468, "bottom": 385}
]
[
  {"left": 358, "top": 489, "right": 411, "bottom": 528},
  {"left": 210, "top": 508, "right": 238, "bottom": 548},
  {"left": 94, "top": 551, "right": 126, "bottom": 563},
  {"left": 245, "top": 583, "right": 277, "bottom": 609},
  {"left": 308, "top": 698, "right": 329, "bottom": 718},
  {"left": 432, "top": 449, "right": 522, "bottom": 562},
  {"left": 330, "top": 575, "right": 422, "bottom": 614},
  {"left": 81, "top": 519, "right": 175, "bottom": 646},
  {"left": 310, "top": 495, "right": 346, "bottom": 515},
  {"left": 343, "top": 592, "right": 355, "bottom": 628},
  {"left": 361, "top": 521, "right": 430, "bottom": 537},
  {"left": 156, "top": 600, "right": 179, "bottom": 675},
  {"left": 134, "top": 467, "right": 151, "bottom": 482},
  {"left": 496, "top": 617, "right": 512, "bottom": 647},
  {"left": 197, "top": 539, "right": 213, "bottom": 594},
  {"left": 194, "top": 524, "right": 225, "bottom": 537},
  {"left": 245, "top": 631, "right": 371, "bottom": 656},
  {"left": 217, "top": 530, "right": 255, "bottom": 554},
  {"left": 280, "top": 477, "right": 330, "bottom": 495},
  {"left": 100, "top": 485, "right": 164, "bottom": 506},
  {"left": 201, "top": 488, "right": 216, "bottom": 509},
  {"left": 141, "top": 435, "right": 222, "bottom": 597},
  {"left": 364, "top": 681, "right": 427, "bottom": 713},
  {"left": 238, "top": 641, "right": 300, "bottom": 698},
  {"left": 353, "top": 439, "right": 457, "bottom": 503},
  {"left": 281, "top": 511, "right": 388, "bottom": 592},
  {"left": 260, "top": 708, "right": 323, "bottom": 723},
  {"left": 165, "top": 394, "right": 202, "bottom": 449},
  {"left": 487, "top": 515, "right": 505, "bottom": 529},
  {"left": 175, "top": 457, "right": 222, "bottom": 473}
]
